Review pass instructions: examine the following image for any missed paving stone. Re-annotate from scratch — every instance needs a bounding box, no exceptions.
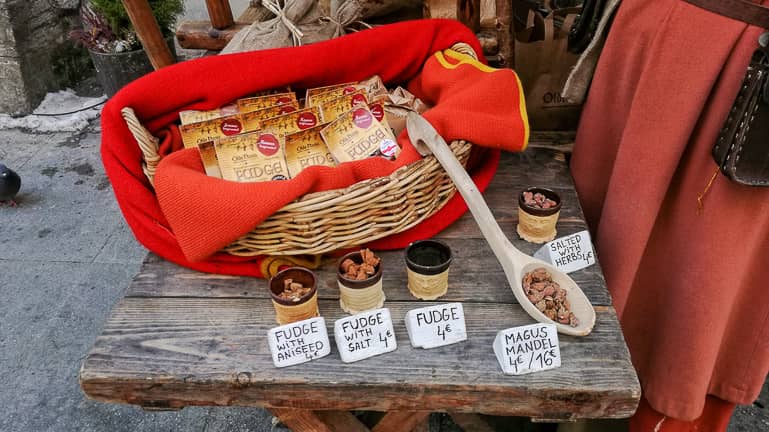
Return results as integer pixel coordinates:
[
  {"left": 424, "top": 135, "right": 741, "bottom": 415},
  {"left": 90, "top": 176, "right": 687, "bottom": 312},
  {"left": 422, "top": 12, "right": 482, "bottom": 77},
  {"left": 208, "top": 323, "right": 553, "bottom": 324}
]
[{"left": 0, "top": 128, "right": 122, "bottom": 263}]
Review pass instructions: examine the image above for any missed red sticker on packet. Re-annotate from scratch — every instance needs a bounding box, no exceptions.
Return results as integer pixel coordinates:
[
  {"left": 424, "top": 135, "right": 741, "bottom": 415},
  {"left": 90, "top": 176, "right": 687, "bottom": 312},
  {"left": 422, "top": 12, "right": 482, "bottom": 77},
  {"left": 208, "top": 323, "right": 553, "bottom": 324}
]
[
  {"left": 351, "top": 93, "right": 368, "bottom": 107},
  {"left": 369, "top": 104, "right": 384, "bottom": 121},
  {"left": 279, "top": 105, "right": 297, "bottom": 115},
  {"left": 277, "top": 96, "right": 293, "bottom": 105},
  {"left": 297, "top": 112, "right": 318, "bottom": 130},
  {"left": 221, "top": 119, "right": 243, "bottom": 136},
  {"left": 343, "top": 86, "right": 356, "bottom": 95},
  {"left": 258, "top": 133, "right": 280, "bottom": 156},
  {"left": 352, "top": 108, "right": 373, "bottom": 129}
]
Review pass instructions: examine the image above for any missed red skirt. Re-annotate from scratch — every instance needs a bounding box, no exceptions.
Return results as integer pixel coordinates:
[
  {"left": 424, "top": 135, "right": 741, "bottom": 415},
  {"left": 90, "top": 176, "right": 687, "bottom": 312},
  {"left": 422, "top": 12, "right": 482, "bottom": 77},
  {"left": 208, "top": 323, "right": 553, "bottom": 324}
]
[{"left": 572, "top": 0, "right": 769, "bottom": 422}]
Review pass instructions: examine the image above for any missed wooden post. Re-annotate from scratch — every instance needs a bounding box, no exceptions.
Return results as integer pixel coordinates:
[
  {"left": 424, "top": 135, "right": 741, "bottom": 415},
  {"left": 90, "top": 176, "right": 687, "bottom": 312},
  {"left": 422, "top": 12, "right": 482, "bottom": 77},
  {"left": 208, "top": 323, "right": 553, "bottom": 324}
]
[
  {"left": 206, "top": 0, "right": 235, "bottom": 30},
  {"left": 176, "top": 21, "right": 248, "bottom": 50},
  {"left": 496, "top": 0, "right": 513, "bottom": 67},
  {"left": 458, "top": 0, "right": 481, "bottom": 31},
  {"left": 120, "top": 0, "right": 174, "bottom": 69}
]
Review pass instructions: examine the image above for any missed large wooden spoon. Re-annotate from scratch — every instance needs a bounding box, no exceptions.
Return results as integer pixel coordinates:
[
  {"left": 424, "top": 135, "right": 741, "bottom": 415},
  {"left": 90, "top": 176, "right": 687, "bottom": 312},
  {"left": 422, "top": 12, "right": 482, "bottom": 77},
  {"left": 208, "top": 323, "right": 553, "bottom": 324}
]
[{"left": 406, "top": 112, "right": 595, "bottom": 336}]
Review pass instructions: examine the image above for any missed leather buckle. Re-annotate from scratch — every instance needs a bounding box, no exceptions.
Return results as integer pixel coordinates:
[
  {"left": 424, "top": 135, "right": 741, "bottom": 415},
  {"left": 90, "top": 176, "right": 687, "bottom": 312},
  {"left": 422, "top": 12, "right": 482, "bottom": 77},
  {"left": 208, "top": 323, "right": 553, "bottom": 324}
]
[{"left": 760, "top": 33, "right": 769, "bottom": 104}]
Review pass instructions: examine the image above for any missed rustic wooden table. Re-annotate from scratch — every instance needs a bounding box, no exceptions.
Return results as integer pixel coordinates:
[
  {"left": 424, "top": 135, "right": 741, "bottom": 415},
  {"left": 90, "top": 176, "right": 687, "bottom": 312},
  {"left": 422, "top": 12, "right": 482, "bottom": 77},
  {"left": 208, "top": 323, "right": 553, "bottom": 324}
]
[{"left": 79, "top": 143, "right": 640, "bottom": 432}]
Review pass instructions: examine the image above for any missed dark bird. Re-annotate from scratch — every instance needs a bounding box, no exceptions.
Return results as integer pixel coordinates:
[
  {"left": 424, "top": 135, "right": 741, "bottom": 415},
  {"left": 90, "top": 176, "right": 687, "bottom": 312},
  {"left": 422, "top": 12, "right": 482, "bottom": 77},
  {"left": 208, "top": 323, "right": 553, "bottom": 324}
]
[{"left": 0, "top": 163, "right": 21, "bottom": 207}]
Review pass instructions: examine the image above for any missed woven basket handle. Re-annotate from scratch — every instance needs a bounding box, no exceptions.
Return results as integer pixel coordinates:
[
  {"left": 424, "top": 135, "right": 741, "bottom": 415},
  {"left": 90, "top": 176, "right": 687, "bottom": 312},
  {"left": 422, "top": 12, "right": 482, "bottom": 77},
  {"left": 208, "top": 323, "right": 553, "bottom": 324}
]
[
  {"left": 123, "top": 42, "right": 479, "bottom": 184},
  {"left": 122, "top": 107, "right": 161, "bottom": 185}
]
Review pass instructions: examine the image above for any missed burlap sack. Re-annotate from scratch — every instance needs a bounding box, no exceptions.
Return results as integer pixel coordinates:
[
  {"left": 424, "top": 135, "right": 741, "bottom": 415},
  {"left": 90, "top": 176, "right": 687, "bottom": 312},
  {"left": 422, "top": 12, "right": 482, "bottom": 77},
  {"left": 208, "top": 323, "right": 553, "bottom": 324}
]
[
  {"left": 222, "top": 0, "right": 372, "bottom": 54},
  {"left": 222, "top": 0, "right": 328, "bottom": 53}
]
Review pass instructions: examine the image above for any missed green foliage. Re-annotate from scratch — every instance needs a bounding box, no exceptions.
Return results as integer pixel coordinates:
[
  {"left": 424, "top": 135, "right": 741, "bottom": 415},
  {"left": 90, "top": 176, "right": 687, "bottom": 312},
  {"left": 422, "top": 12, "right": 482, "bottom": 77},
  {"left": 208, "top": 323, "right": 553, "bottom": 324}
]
[{"left": 89, "top": 0, "right": 184, "bottom": 39}]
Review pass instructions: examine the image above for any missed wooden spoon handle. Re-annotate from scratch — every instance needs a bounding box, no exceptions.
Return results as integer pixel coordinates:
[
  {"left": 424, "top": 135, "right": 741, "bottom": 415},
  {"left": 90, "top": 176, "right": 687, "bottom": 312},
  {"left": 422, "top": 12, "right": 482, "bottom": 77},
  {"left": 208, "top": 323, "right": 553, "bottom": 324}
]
[{"left": 406, "top": 113, "right": 527, "bottom": 267}]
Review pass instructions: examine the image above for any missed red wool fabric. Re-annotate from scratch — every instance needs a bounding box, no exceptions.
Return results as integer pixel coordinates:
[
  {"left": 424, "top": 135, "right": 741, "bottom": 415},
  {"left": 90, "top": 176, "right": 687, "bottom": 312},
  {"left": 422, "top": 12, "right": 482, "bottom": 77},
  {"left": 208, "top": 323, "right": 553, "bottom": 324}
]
[{"left": 100, "top": 19, "right": 529, "bottom": 277}]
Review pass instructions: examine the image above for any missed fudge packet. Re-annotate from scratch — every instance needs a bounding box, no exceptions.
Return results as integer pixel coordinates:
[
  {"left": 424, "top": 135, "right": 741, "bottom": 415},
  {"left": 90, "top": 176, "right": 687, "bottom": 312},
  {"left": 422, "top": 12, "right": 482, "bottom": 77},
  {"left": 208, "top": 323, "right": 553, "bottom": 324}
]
[
  {"left": 321, "top": 107, "right": 400, "bottom": 163},
  {"left": 241, "top": 101, "right": 300, "bottom": 132},
  {"left": 214, "top": 131, "right": 290, "bottom": 182},
  {"left": 318, "top": 90, "right": 369, "bottom": 123},
  {"left": 237, "top": 92, "right": 298, "bottom": 113},
  {"left": 260, "top": 107, "right": 322, "bottom": 136},
  {"left": 284, "top": 124, "right": 337, "bottom": 177},
  {"left": 180, "top": 114, "right": 244, "bottom": 149}
]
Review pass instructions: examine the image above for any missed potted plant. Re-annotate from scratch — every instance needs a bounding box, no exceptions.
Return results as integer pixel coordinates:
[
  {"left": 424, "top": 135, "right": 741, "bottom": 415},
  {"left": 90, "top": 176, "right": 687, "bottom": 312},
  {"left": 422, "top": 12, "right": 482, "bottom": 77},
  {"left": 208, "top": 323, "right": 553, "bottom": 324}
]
[{"left": 69, "top": 0, "right": 183, "bottom": 96}]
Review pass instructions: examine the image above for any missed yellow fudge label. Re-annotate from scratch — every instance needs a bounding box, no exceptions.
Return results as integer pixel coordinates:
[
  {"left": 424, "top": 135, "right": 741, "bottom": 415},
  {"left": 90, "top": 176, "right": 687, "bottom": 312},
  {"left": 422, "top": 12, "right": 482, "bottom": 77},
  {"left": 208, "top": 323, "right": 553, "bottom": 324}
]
[
  {"left": 318, "top": 90, "right": 369, "bottom": 123},
  {"left": 284, "top": 124, "right": 336, "bottom": 177},
  {"left": 180, "top": 114, "right": 245, "bottom": 149},
  {"left": 260, "top": 107, "right": 321, "bottom": 136},
  {"left": 321, "top": 107, "right": 400, "bottom": 163},
  {"left": 197, "top": 141, "right": 222, "bottom": 178},
  {"left": 179, "top": 103, "right": 239, "bottom": 125},
  {"left": 241, "top": 101, "right": 300, "bottom": 132},
  {"left": 237, "top": 92, "right": 297, "bottom": 113},
  {"left": 306, "top": 82, "right": 358, "bottom": 108},
  {"left": 215, "top": 131, "right": 289, "bottom": 182}
]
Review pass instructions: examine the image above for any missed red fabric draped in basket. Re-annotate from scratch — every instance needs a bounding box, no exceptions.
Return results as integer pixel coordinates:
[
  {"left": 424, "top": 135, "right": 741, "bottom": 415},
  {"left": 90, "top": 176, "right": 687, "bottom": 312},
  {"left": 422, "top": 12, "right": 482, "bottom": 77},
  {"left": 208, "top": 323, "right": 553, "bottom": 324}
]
[{"left": 101, "top": 19, "right": 529, "bottom": 277}]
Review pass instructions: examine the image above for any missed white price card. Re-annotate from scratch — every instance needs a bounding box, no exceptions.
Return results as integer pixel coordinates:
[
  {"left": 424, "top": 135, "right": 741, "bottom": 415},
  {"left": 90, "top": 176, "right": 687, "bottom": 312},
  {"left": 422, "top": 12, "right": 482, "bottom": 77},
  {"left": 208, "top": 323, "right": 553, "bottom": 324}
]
[
  {"left": 268, "top": 317, "right": 331, "bottom": 368},
  {"left": 334, "top": 308, "right": 397, "bottom": 363},
  {"left": 405, "top": 303, "right": 467, "bottom": 349},
  {"left": 493, "top": 323, "right": 561, "bottom": 375},
  {"left": 533, "top": 230, "right": 596, "bottom": 274}
]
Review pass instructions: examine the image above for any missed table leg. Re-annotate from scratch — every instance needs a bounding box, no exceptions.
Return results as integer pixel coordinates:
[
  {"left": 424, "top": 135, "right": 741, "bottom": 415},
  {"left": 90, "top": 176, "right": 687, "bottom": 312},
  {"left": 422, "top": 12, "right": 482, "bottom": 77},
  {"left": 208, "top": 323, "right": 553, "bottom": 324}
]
[
  {"left": 269, "top": 408, "right": 334, "bottom": 432},
  {"left": 412, "top": 415, "right": 431, "bottom": 432},
  {"left": 372, "top": 411, "right": 431, "bottom": 432},
  {"left": 448, "top": 413, "right": 496, "bottom": 431},
  {"left": 269, "top": 408, "right": 369, "bottom": 432},
  {"left": 315, "top": 411, "right": 370, "bottom": 432}
]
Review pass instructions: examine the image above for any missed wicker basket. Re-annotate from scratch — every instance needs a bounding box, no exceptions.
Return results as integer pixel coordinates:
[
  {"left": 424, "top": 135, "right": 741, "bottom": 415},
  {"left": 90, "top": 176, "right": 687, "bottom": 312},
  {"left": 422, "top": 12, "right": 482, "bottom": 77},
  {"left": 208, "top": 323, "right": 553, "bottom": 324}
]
[{"left": 122, "top": 43, "right": 477, "bottom": 257}]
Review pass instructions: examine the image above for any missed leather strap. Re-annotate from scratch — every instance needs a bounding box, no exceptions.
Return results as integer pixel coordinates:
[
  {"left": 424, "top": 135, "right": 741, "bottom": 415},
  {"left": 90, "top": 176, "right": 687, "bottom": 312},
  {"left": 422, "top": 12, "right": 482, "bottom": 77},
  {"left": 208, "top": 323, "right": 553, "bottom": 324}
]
[{"left": 683, "top": 0, "right": 769, "bottom": 29}]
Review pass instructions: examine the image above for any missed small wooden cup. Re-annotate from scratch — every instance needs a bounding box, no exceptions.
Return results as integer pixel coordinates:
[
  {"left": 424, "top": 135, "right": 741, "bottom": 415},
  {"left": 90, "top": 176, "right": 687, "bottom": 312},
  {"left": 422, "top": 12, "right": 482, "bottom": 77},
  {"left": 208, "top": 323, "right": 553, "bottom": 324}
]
[
  {"left": 516, "top": 187, "right": 562, "bottom": 244},
  {"left": 405, "top": 239, "right": 452, "bottom": 300},
  {"left": 337, "top": 251, "right": 385, "bottom": 314},
  {"left": 269, "top": 267, "right": 319, "bottom": 325}
]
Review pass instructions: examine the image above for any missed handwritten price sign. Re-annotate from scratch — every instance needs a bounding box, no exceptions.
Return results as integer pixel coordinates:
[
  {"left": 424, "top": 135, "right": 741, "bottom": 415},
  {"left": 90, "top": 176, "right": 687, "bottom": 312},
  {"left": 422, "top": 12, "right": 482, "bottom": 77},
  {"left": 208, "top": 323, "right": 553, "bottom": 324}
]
[
  {"left": 405, "top": 303, "right": 467, "bottom": 349},
  {"left": 334, "top": 308, "right": 397, "bottom": 363},
  {"left": 268, "top": 317, "right": 331, "bottom": 368},
  {"left": 493, "top": 323, "right": 561, "bottom": 375},
  {"left": 533, "top": 230, "right": 596, "bottom": 274}
]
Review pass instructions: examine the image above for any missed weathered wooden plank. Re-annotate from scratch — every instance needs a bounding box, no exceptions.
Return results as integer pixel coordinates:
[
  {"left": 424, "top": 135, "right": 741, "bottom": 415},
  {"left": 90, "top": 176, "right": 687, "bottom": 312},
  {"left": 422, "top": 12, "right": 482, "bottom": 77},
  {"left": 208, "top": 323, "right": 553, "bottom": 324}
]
[
  {"left": 80, "top": 300, "right": 639, "bottom": 419},
  {"left": 529, "top": 131, "right": 576, "bottom": 145},
  {"left": 127, "top": 236, "right": 611, "bottom": 306},
  {"left": 206, "top": 0, "right": 234, "bottom": 29},
  {"left": 121, "top": 0, "right": 174, "bottom": 69},
  {"left": 373, "top": 411, "right": 431, "bottom": 432},
  {"left": 269, "top": 408, "right": 335, "bottom": 432},
  {"left": 175, "top": 20, "right": 249, "bottom": 50}
]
